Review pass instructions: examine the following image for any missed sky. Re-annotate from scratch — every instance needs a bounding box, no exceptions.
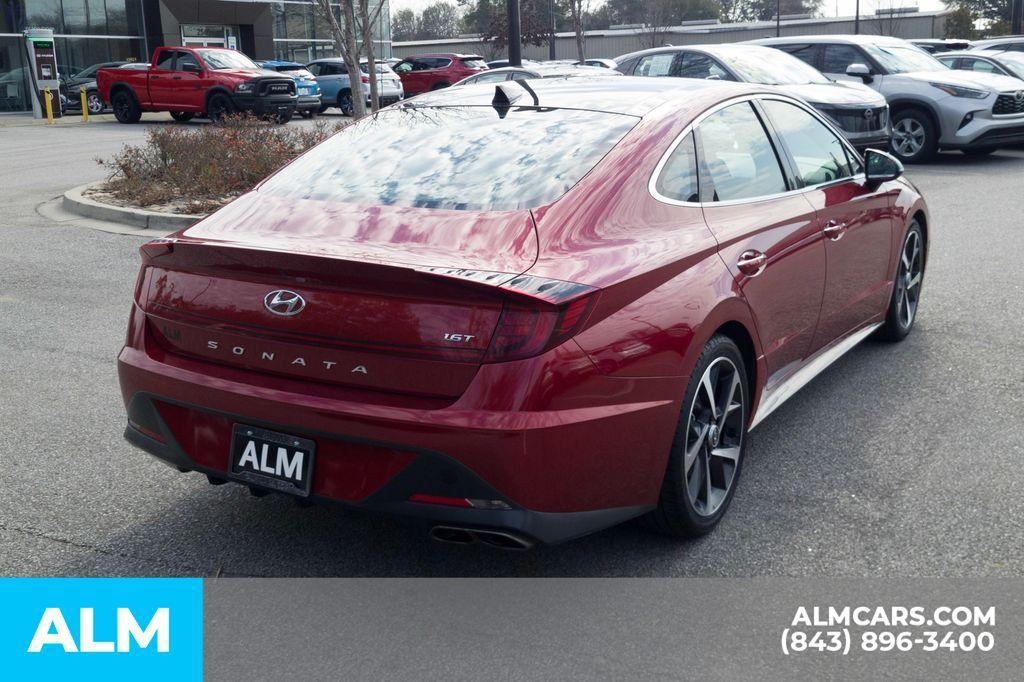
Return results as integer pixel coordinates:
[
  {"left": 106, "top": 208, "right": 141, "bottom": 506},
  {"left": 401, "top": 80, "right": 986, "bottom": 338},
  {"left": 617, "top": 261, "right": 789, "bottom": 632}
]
[{"left": 388, "top": 0, "right": 947, "bottom": 18}]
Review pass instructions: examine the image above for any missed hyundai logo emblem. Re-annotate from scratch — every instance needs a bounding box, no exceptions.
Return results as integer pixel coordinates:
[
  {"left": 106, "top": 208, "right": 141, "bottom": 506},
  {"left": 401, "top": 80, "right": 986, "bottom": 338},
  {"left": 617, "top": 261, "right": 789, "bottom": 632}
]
[
  {"left": 864, "top": 109, "right": 875, "bottom": 120},
  {"left": 264, "top": 290, "right": 306, "bottom": 316}
]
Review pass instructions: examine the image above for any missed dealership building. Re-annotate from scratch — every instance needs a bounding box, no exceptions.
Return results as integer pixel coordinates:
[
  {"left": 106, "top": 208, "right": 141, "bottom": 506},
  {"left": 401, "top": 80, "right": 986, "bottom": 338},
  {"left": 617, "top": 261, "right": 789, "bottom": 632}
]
[{"left": 1, "top": 0, "right": 391, "bottom": 113}]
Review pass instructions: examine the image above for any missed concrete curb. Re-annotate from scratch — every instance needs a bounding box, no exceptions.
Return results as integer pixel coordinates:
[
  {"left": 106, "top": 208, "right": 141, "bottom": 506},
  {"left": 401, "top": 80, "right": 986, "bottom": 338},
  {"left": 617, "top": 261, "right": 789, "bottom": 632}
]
[{"left": 62, "top": 182, "right": 205, "bottom": 230}]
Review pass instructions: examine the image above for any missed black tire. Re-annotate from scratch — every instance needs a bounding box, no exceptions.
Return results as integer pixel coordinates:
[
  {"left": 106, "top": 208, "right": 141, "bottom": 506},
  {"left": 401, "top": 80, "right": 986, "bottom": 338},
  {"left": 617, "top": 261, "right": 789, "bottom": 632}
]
[
  {"left": 890, "top": 108, "right": 938, "bottom": 163},
  {"left": 206, "top": 92, "right": 233, "bottom": 123},
  {"left": 275, "top": 110, "right": 293, "bottom": 124},
  {"left": 170, "top": 111, "right": 194, "bottom": 122},
  {"left": 961, "top": 147, "right": 996, "bottom": 157},
  {"left": 876, "top": 220, "right": 925, "bottom": 342},
  {"left": 111, "top": 90, "right": 141, "bottom": 123},
  {"left": 86, "top": 90, "right": 104, "bottom": 115},
  {"left": 430, "top": 81, "right": 450, "bottom": 91},
  {"left": 318, "top": 103, "right": 329, "bottom": 114},
  {"left": 300, "top": 109, "right": 314, "bottom": 119},
  {"left": 338, "top": 89, "right": 353, "bottom": 117},
  {"left": 647, "top": 334, "right": 749, "bottom": 539}
]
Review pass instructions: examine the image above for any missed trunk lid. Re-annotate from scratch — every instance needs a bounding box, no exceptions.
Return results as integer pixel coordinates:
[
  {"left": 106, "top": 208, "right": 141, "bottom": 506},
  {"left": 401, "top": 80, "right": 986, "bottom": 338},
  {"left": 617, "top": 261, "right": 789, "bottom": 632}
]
[{"left": 142, "top": 192, "right": 538, "bottom": 398}]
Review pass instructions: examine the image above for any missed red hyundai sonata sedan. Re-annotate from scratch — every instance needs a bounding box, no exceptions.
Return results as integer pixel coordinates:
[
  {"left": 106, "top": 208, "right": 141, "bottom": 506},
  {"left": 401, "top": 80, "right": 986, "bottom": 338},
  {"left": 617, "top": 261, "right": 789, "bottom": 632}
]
[{"left": 118, "top": 77, "right": 928, "bottom": 548}]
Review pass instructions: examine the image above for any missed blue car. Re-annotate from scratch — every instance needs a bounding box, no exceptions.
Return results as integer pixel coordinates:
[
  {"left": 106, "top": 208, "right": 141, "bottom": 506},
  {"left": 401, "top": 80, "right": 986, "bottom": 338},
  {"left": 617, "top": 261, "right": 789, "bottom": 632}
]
[{"left": 255, "top": 60, "right": 322, "bottom": 118}]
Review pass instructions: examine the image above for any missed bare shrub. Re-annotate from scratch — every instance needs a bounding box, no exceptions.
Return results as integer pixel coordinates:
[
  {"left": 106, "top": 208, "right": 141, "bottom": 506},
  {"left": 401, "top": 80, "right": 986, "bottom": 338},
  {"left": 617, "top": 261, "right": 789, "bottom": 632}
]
[{"left": 97, "top": 115, "right": 346, "bottom": 213}]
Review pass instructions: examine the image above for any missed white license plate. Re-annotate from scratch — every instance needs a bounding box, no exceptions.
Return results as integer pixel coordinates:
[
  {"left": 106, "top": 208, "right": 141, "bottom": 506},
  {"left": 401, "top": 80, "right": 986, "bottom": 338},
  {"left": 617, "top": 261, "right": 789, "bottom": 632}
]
[
  {"left": 230, "top": 424, "right": 315, "bottom": 496},
  {"left": 298, "top": 87, "right": 312, "bottom": 95}
]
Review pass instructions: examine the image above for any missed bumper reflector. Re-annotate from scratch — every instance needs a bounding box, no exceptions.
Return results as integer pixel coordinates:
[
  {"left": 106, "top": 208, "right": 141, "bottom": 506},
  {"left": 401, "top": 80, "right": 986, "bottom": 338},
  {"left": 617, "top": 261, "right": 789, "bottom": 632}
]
[{"left": 409, "top": 494, "right": 512, "bottom": 510}]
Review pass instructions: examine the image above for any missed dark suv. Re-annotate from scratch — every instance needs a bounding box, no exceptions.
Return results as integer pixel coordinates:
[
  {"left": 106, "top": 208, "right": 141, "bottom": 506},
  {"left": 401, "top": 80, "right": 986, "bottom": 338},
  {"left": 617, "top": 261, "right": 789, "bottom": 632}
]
[{"left": 393, "top": 53, "right": 487, "bottom": 95}]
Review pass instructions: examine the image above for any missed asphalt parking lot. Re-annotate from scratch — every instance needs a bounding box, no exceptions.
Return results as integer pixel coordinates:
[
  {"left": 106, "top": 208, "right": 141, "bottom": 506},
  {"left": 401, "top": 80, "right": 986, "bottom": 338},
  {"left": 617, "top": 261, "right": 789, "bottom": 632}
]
[{"left": 1, "top": 113, "right": 1022, "bottom": 577}]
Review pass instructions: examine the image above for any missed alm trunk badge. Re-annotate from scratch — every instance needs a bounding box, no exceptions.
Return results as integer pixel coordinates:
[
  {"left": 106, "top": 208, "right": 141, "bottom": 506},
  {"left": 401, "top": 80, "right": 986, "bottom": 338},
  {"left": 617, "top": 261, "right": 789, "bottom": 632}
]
[{"left": 264, "top": 290, "right": 306, "bottom": 316}]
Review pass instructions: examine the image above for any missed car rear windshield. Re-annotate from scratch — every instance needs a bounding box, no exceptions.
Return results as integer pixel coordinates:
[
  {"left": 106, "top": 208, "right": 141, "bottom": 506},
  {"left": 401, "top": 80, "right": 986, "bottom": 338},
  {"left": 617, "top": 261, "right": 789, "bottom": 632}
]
[{"left": 259, "top": 105, "right": 637, "bottom": 211}]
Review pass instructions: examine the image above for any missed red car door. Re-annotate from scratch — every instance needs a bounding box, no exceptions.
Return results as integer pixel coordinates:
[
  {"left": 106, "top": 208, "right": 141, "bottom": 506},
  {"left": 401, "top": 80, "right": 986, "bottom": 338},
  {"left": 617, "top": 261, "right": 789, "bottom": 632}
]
[
  {"left": 695, "top": 101, "right": 827, "bottom": 386},
  {"left": 759, "top": 99, "right": 894, "bottom": 353}
]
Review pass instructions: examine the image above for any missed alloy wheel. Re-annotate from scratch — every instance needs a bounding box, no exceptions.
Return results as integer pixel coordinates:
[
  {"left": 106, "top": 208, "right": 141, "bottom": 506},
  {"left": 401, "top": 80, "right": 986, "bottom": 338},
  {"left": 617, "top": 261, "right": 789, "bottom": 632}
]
[
  {"left": 113, "top": 94, "right": 130, "bottom": 119},
  {"left": 892, "top": 118, "right": 926, "bottom": 158},
  {"left": 894, "top": 229, "right": 923, "bottom": 329},
  {"left": 87, "top": 92, "right": 103, "bottom": 114},
  {"left": 683, "top": 357, "right": 745, "bottom": 517}
]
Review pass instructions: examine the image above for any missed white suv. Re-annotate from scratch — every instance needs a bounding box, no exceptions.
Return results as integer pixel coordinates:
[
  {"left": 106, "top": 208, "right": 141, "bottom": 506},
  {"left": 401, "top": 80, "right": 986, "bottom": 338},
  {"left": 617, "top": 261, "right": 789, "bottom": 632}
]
[{"left": 752, "top": 35, "right": 1024, "bottom": 162}]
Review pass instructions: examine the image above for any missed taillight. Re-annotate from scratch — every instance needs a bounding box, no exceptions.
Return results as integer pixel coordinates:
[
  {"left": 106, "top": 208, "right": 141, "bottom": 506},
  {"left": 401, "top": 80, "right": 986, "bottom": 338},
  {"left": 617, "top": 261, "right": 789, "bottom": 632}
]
[
  {"left": 360, "top": 75, "right": 369, "bottom": 83},
  {"left": 484, "top": 292, "right": 597, "bottom": 363}
]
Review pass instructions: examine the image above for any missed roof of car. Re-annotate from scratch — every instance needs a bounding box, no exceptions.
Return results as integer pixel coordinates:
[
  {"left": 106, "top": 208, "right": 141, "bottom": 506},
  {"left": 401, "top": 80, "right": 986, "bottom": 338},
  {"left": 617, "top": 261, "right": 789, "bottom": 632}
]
[
  {"left": 752, "top": 34, "right": 909, "bottom": 46},
  {"left": 407, "top": 75, "right": 762, "bottom": 117},
  {"left": 402, "top": 53, "right": 484, "bottom": 59},
  {"left": 256, "top": 60, "right": 305, "bottom": 68}
]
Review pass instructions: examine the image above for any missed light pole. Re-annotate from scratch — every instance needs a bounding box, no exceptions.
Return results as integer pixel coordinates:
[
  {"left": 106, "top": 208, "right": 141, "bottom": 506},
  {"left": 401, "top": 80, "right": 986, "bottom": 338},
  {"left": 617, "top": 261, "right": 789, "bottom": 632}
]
[
  {"left": 507, "top": 0, "right": 522, "bottom": 66},
  {"left": 549, "top": 0, "right": 556, "bottom": 60},
  {"left": 776, "top": 0, "right": 781, "bottom": 37},
  {"left": 854, "top": 0, "right": 860, "bottom": 34}
]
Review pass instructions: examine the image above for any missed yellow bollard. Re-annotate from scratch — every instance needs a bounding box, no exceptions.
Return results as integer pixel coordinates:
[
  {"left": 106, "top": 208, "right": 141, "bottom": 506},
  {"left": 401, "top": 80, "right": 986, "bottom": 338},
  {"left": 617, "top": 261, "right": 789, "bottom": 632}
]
[
  {"left": 80, "top": 86, "right": 89, "bottom": 122},
  {"left": 43, "top": 87, "right": 54, "bottom": 124}
]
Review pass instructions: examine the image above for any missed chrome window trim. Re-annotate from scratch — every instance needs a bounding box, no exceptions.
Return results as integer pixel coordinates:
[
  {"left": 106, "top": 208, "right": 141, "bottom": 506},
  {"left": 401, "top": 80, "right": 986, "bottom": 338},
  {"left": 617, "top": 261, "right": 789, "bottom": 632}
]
[{"left": 649, "top": 93, "right": 866, "bottom": 208}]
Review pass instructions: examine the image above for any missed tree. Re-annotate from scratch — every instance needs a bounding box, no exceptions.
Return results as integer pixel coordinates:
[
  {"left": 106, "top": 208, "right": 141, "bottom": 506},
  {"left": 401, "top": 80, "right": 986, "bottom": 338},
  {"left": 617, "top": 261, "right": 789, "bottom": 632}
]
[
  {"left": 358, "top": 0, "right": 387, "bottom": 111},
  {"left": 313, "top": 0, "right": 366, "bottom": 118},
  {"left": 392, "top": 8, "right": 419, "bottom": 40},
  {"left": 944, "top": 0, "right": 1010, "bottom": 31},
  {"left": 567, "top": 0, "right": 590, "bottom": 61},
  {"left": 480, "top": 0, "right": 553, "bottom": 50},
  {"left": 944, "top": 5, "right": 978, "bottom": 37},
  {"left": 419, "top": 1, "right": 462, "bottom": 39}
]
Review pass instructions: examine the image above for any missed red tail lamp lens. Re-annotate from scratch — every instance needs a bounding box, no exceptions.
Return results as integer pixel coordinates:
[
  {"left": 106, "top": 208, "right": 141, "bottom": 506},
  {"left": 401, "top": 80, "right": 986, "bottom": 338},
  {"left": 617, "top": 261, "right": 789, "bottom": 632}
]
[{"left": 484, "top": 294, "right": 597, "bottom": 363}]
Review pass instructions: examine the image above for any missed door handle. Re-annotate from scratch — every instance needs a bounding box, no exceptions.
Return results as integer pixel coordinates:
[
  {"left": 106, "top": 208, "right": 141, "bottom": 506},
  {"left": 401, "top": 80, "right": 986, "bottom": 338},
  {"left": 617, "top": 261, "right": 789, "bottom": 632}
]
[
  {"left": 823, "top": 219, "right": 848, "bottom": 240},
  {"left": 737, "top": 250, "right": 767, "bottom": 277}
]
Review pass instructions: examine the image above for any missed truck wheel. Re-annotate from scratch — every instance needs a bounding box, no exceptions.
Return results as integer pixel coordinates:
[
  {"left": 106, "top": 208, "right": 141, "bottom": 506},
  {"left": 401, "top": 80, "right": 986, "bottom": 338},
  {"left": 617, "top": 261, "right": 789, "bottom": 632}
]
[
  {"left": 206, "top": 93, "right": 233, "bottom": 123},
  {"left": 300, "top": 109, "right": 314, "bottom": 119},
  {"left": 170, "top": 111, "right": 194, "bottom": 123},
  {"left": 275, "top": 110, "right": 293, "bottom": 124},
  {"left": 111, "top": 90, "right": 141, "bottom": 124}
]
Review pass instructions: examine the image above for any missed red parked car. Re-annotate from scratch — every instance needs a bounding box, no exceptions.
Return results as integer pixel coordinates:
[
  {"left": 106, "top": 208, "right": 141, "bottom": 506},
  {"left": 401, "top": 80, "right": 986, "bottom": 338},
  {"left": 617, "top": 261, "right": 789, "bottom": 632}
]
[
  {"left": 392, "top": 53, "right": 488, "bottom": 95},
  {"left": 118, "top": 78, "right": 928, "bottom": 548},
  {"left": 97, "top": 46, "right": 298, "bottom": 123}
]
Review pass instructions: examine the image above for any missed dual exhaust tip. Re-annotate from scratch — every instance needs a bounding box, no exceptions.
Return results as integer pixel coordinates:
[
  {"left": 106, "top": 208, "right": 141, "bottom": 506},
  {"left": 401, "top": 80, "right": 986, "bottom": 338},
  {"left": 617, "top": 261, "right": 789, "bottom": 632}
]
[{"left": 429, "top": 525, "right": 534, "bottom": 551}]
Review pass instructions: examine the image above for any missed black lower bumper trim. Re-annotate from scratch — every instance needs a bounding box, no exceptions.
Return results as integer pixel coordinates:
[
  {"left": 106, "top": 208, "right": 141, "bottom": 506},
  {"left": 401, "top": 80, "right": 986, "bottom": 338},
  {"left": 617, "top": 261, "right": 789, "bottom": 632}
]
[{"left": 124, "top": 393, "right": 651, "bottom": 545}]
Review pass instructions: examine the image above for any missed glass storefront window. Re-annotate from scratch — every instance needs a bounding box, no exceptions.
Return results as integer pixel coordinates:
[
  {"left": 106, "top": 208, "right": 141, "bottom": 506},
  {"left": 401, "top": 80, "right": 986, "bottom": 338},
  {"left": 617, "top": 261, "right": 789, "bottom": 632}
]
[
  {"left": 26, "top": 0, "right": 64, "bottom": 32},
  {"left": 0, "top": 36, "right": 29, "bottom": 112}
]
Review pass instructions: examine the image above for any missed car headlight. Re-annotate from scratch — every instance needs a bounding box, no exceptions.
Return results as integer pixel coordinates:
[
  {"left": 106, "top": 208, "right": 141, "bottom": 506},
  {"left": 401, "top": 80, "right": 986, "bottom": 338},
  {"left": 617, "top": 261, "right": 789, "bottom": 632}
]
[
  {"left": 930, "top": 82, "right": 989, "bottom": 99},
  {"left": 235, "top": 81, "right": 256, "bottom": 94}
]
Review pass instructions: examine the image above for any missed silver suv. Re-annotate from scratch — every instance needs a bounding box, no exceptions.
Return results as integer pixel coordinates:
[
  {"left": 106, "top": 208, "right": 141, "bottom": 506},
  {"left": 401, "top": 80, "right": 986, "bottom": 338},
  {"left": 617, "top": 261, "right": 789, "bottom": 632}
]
[{"left": 752, "top": 35, "right": 1024, "bottom": 162}]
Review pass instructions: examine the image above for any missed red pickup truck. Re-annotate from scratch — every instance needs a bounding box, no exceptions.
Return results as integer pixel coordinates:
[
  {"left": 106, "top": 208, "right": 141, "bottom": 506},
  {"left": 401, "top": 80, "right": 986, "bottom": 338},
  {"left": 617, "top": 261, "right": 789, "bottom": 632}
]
[{"left": 97, "top": 46, "right": 298, "bottom": 123}]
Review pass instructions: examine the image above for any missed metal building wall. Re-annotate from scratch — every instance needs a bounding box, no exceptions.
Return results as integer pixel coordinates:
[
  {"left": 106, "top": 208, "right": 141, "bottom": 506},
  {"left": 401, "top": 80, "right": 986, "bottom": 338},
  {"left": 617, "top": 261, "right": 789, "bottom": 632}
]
[{"left": 392, "top": 11, "right": 949, "bottom": 61}]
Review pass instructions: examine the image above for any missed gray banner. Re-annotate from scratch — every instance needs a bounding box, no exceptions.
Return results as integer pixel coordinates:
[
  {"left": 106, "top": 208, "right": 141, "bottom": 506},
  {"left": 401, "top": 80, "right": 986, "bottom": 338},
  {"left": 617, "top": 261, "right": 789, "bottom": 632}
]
[{"left": 205, "top": 579, "right": 1024, "bottom": 680}]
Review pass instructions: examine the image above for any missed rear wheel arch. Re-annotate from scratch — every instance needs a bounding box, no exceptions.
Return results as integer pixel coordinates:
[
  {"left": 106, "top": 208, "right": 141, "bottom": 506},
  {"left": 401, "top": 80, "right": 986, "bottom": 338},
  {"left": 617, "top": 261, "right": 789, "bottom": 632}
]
[{"left": 713, "top": 320, "right": 758, "bottom": 405}]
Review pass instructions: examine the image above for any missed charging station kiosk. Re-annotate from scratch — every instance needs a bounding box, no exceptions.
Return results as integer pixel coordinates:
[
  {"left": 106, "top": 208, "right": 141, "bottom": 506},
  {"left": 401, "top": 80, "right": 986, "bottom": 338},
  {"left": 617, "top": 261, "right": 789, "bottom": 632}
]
[{"left": 23, "top": 28, "right": 62, "bottom": 119}]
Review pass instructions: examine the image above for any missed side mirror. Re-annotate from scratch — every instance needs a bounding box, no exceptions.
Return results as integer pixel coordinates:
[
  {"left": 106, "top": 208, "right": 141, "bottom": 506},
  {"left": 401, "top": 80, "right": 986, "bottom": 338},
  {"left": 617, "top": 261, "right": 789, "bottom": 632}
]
[
  {"left": 846, "top": 62, "right": 873, "bottom": 83},
  {"left": 864, "top": 148, "right": 903, "bottom": 184},
  {"left": 182, "top": 62, "right": 202, "bottom": 74}
]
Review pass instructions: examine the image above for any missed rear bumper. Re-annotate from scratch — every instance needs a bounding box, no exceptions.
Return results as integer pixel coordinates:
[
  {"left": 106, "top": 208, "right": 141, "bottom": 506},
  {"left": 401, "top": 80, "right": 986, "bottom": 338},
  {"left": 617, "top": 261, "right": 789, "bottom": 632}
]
[
  {"left": 117, "top": 321, "right": 678, "bottom": 544},
  {"left": 122, "top": 397, "right": 650, "bottom": 545}
]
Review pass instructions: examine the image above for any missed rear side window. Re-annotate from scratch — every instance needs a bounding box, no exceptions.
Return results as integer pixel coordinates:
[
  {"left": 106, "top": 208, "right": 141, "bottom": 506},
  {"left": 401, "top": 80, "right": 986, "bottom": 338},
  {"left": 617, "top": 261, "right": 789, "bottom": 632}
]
[
  {"left": 635, "top": 53, "right": 675, "bottom": 77},
  {"left": 460, "top": 58, "right": 487, "bottom": 68},
  {"left": 154, "top": 51, "right": 174, "bottom": 70},
  {"left": 655, "top": 132, "right": 699, "bottom": 202},
  {"left": 778, "top": 44, "right": 818, "bottom": 66},
  {"left": 260, "top": 106, "right": 638, "bottom": 211},
  {"left": 697, "top": 102, "right": 787, "bottom": 202},
  {"left": 760, "top": 100, "right": 855, "bottom": 186}
]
